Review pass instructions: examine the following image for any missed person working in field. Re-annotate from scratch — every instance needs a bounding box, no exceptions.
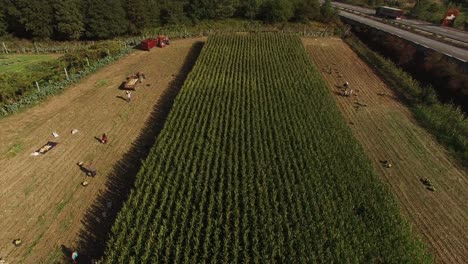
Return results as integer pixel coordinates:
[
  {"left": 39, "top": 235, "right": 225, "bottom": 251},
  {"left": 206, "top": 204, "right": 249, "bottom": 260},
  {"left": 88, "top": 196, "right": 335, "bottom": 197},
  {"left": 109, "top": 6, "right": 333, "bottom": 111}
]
[
  {"left": 101, "top": 133, "right": 108, "bottom": 144},
  {"left": 88, "top": 163, "right": 97, "bottom": 177},
  {"left": 342, "top": 82, "right": 350, "bottom": 96},
  {"left": 125, "top": 91, "right": 132, "bottom": 103}
]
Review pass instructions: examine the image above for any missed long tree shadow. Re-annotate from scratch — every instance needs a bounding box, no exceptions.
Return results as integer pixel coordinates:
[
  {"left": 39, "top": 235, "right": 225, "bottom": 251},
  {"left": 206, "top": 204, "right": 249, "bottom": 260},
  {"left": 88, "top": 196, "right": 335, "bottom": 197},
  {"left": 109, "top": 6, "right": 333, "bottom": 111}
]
[{"left": 73, "top": 41, "right": 204, "bottom": 261}]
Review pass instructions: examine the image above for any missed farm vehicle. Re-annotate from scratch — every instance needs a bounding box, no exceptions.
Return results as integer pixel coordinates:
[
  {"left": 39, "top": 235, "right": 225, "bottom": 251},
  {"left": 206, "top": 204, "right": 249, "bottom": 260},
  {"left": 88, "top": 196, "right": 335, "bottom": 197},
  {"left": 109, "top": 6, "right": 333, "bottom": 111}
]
[
  {"left": 123, "top": 72, "right": 146, "bottom": 90},
  {"left": 140, "top": 36, "right": 170, "bottom": 51}
]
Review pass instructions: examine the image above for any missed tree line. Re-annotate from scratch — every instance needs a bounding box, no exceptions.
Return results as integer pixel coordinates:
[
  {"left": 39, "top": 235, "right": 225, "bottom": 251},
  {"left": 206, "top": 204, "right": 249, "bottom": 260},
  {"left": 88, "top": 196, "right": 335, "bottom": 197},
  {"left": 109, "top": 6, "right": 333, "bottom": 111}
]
[{"left": 0, "top": 0, "right": 337, "bottom": 40}]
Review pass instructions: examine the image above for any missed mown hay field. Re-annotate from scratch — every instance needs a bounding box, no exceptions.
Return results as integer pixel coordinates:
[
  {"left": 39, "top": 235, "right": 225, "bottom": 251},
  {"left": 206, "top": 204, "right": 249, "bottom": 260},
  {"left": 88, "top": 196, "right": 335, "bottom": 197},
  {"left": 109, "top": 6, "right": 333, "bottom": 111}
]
[{"left": 103, "top": 34, "right": 431, "bottom": 263}]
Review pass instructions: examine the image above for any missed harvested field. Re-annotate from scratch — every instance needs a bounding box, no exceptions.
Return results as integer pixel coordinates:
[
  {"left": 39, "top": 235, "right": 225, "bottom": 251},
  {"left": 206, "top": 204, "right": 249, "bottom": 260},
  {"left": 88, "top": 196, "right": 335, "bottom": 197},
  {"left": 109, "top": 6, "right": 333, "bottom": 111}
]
[
  {"left": 0, "top": 37, "right": 205, "bottom": 263},
  {"left": 304, "top": 37, "right": 468, "bottom": 264}
]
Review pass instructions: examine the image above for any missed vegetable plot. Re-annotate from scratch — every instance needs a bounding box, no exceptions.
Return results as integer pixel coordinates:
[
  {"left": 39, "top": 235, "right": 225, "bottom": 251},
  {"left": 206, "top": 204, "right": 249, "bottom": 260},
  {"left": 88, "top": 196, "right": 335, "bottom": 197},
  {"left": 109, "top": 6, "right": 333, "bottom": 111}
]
[{"left": 103, "top": 34, "right": 431, "bottom": 263}]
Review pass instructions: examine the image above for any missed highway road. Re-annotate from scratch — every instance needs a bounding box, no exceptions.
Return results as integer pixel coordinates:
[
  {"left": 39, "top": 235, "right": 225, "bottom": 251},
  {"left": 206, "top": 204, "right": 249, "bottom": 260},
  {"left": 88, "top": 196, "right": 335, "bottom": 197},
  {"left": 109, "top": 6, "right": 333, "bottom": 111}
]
[
  {"left": 339, "top": 11, "right": 468, "bottom": 62},
  {"left": 332, "top": 2, "right": 468, "bottom": 44}
]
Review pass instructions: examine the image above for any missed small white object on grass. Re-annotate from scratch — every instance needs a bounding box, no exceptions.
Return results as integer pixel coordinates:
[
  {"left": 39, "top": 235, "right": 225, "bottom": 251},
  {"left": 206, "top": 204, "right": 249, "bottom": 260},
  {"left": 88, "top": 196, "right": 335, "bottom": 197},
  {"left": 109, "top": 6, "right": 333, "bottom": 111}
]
[
  {"left": 31, "top": 152, "right": 40, "bottom": 156},
  {"left": 71, "top": 129, "right": 79, "bottom": 135},
  {"left": 52, "top": 132, "right": 59, "bottom": 138}
]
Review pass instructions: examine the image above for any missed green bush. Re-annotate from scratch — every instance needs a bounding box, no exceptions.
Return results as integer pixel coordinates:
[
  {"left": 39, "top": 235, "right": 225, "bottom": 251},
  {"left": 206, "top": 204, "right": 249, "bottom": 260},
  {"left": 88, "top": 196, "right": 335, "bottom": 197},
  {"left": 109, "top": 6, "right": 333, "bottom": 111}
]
[
  {"left": 0, "top": 45, "right": 130, "bottom": 117},
  {"left": 0, "top": 40, "right": 125, "bottom": 109}
]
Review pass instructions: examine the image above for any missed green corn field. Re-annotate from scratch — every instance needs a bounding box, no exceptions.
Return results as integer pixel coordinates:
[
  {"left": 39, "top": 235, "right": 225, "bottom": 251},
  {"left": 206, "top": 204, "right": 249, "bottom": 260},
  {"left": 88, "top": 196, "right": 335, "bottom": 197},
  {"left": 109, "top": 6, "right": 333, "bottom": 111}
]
[{"left": 103, "top": 34, "right": 431, "bottom": 263}]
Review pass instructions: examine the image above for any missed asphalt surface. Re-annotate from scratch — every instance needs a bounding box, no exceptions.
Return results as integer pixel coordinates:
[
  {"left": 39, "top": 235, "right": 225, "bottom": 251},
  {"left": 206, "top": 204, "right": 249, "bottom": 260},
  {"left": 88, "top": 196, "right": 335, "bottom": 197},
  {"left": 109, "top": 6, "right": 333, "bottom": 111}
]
[
  {"left": 340, "top": 11, "right": 468, "bottom": 61},
  {"left": 332, "top": 2, "right": 468, "bottom": 43}
]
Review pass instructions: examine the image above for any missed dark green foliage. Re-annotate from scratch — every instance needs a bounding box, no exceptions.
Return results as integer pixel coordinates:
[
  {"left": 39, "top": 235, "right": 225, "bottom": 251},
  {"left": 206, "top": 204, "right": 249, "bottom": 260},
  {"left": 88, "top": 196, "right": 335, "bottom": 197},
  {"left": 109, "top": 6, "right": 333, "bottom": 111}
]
[
  {"left": 238, "top": 0, "right": 261, "bottom": 19},
  {"left": 159, "top": 1, "right": 188, "bottom": 25},
  {"left": 293, "top": 0, "right": 321, "bottom": 22},
  {"left": 0, "top": 2, "right": 7, "bottom": 36},
  {"left": 1, "top": 0, "right": 339, "bottom": 39},
  {"left": 215, "top": 0, "right": 236, "bottom": 19},
  {"left": 103, "top": 34, "right": 432, "bottom": 263},
  {"left": 4, "top": 0, "right": 54, "bottom": 39},
  {"left": 409, "top": 0, "right": 445, "bottom": 24},
  {"left": 187, "top": 0, "right": 216, "bottom": 21},
  {"left": 144, "top": 0, "right": 160, "bottom": 27},
  {"left": 259, "top": 0, "right": 294, "bottom": 23},
  {"left": 320, "top": 0, "right": 338, "bottom": 22},
  {"left": 52, "top": 0, "right": 84, "bottom": 40},
  {"left": 125, "top": 0, "right": 151, "bottom": 34},
  {"left": 85, "top": 0, "right": 127, "bottom": 39},
  {"left": 187, "top": 0, "right": 235, "bottom": 21}
]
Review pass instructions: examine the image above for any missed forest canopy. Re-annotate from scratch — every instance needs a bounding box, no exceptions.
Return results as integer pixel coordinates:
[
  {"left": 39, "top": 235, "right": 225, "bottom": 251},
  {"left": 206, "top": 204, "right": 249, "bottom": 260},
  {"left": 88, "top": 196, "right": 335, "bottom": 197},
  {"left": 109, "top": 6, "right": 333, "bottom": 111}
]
[{"left": 0, "top": 0, "right": 337, "bottom": 40}]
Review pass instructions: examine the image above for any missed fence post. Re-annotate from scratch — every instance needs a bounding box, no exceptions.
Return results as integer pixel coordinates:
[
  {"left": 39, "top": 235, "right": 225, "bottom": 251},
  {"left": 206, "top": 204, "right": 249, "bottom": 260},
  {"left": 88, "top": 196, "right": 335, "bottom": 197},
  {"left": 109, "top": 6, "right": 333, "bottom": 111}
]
[
  {"left": 35, "top": 81, "right": 40, "bottom": 92},
  {"left": 2, "top": 42, "right": 8, "bottom": 54},
  {"left": 64, "top": 68, "right": 69, "bottom": 80},
  {"left": 86, "top": 57, "right": 90, "bottom": 66}
]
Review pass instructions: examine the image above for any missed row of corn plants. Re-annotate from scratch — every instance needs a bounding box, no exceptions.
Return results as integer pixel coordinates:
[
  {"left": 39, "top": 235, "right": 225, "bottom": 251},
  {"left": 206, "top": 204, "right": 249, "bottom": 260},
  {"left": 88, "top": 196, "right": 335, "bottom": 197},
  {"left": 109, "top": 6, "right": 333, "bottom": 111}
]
[{"left": 103, "top": 33, "right": 432, "bottom": 263}]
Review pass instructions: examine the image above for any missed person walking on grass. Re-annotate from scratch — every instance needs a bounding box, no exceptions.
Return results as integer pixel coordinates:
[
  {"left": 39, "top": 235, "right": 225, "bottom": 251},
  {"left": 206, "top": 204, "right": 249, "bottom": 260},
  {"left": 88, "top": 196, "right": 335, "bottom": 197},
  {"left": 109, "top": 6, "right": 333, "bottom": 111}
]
[{"left": 125, "top": 91, "right": 132, "bottom": 103}]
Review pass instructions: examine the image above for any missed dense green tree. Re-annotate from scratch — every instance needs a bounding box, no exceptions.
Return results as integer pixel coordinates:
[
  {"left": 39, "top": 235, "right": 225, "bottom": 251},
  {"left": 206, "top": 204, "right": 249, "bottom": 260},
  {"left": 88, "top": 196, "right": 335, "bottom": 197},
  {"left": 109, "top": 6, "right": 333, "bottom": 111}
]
[
  {"left": 159, "top": 1, "right": 188, "bottom": 25},
  {"left": 145, "top": 0, "right": 160, "bottom": 27},
  {"left": 188, "top": 0, "right": 236, "bottom": 21},
  {"left": 258, "top": 0, "right": 293, "bottom": 23},
  {"left": 320, "top": 0, "right": 337, "bottom": 22},
  {"left": 293, "top": 0, "right": 320, "bottom": 22},
  {"left": 187, "top": 0, "right": 216, "bottom": 21},
  {"left": 0, "top": 3, "right": 7, "bottom": 36},
  {"left": 0, "top": 0, "right": 342, "bottom": 39},
  {"left": 5, "top": 0, "right": 54, "bottom": 39},
  {"left": 85, "top": 0, "right": 127, "bottom": 39},
  {"left": 52, "top": 0, "right": 84, "bottom": 40},
  {"left": 125, "top": 0, "right": 151, "bottom": 34},
  {"left": 239, "top": 0, "right": 260, "bottom": 20},
  {"left": 215, "top": 0, "right": 236, "bottom": 19}
]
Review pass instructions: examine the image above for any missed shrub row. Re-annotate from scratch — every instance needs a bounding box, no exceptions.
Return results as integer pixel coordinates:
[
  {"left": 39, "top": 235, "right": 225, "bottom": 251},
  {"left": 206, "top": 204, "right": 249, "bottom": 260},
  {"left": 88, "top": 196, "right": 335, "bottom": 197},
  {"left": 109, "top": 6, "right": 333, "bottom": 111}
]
[{"left": 344, "top": 35, "right": 468, "bottom": 165}]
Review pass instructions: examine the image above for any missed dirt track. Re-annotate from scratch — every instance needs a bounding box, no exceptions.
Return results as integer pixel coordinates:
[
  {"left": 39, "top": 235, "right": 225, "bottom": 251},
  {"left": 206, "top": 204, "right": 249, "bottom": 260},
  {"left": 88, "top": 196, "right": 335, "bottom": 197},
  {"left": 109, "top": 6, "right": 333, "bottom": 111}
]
[
  {"left": 304, "top": 38, "right": 468, "bottom": 264},
  {"left": 0, "top": 37, "right": 205, "bottom": 263}
]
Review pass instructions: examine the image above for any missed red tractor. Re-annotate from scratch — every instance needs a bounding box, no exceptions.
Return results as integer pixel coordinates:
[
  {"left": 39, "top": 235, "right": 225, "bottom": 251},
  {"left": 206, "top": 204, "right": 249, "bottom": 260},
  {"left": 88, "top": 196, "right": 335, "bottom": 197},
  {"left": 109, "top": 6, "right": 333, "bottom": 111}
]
[
  {"left": 140, "top": 38, "right": 157, "bottom": 51},
  {"left": 140, "top": 36, "right": 170, "bottom": 51}
]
